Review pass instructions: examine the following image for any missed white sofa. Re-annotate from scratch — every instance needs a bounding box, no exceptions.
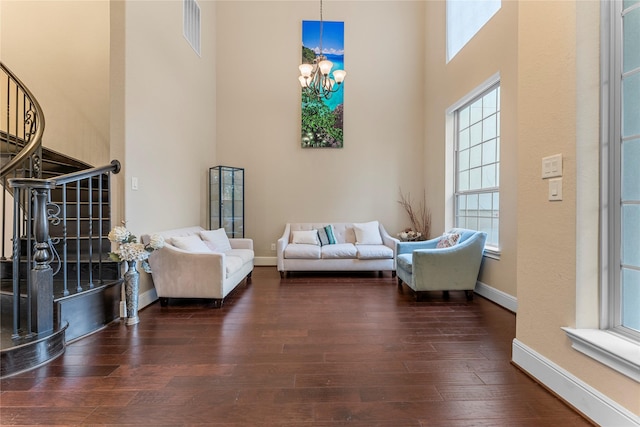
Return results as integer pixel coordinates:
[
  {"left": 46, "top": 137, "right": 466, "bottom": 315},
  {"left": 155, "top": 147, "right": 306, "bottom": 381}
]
[
  {"left": 142, "top": 226, "right": 254, "bottom": 307},
  {"left": 277, "top": 221, "right": 398, "bottom": 278}
]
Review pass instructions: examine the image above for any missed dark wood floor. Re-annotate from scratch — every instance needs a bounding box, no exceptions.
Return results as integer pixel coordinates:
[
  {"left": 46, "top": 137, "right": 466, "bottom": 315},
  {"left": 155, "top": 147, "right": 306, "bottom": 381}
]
[{"left": 0, "top": 267, "right": 592, "bottom": 426}]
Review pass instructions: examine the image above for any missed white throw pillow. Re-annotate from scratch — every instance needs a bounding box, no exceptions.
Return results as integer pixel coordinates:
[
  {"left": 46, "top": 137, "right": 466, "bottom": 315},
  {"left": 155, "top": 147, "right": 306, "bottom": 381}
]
[
  {"left": 199, "top": 228, "right": 232, "bottom": 252},
  {"left": 291, "top": 229, "right": 319, "bottom": 245},
  {"left": 353, "top": 221, "right": 383, "bottom": 245},
  {"left": 170, "top": 235, "right": 212, "bottom": 252}
]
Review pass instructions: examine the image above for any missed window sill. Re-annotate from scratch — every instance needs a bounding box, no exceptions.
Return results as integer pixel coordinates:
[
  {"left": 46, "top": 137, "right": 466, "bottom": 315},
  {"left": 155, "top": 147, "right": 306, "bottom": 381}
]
[
  {"left": 562, "top": 327, "right": 640, "bottom": 382},
  {"left": 483, "top": 247, "right": 501, "bottom": 260}
]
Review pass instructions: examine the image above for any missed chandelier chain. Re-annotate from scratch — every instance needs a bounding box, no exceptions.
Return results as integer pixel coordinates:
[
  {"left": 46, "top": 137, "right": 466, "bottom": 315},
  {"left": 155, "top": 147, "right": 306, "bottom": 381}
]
[{"left": 319, "top": 0, "right": 324, "bottom": 56}]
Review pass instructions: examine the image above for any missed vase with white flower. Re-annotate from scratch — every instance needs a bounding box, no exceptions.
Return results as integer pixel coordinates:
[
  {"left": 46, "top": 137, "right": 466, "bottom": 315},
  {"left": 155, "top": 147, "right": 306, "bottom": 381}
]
[{"left": 108, "top": 225, "right": 165, "bottom": 325}]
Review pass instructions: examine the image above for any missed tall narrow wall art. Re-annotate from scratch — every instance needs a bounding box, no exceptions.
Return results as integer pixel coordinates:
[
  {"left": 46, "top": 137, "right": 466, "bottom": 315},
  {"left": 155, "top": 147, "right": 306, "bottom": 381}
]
[{"left": 301, "top": 20, "right": 345, "bottom": 148}]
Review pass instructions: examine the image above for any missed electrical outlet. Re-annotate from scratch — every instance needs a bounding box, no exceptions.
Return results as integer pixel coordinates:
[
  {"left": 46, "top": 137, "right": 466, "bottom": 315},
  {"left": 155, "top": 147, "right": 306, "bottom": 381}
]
[{"left": 271, "top": 243, "right": 276, "bottom": 251}]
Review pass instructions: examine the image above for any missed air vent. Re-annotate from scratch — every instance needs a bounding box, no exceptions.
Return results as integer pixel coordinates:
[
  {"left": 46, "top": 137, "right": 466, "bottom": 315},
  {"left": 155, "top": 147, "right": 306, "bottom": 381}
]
[{"left": 183, "top": 0, "right": 201, "bottom": 56}]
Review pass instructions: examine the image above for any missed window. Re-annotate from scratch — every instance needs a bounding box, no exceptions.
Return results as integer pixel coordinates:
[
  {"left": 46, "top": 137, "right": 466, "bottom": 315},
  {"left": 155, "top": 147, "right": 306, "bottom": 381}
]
[
  {"left": 454, "top": 82, "right": 500, "bottom": 252},
  {"left": 563, "top": 0, "right": 639, "bottom": 383},
  {"left": 446, "top": 0, "right": 501, "bottom": 62},
  {"left": 605, "top": 0, "right": 640, "bottom": 338}
]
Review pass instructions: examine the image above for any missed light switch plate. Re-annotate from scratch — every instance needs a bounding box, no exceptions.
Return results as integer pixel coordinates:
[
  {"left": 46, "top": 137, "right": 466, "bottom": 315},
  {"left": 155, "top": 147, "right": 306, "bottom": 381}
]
[
  {"left": 549, "top": 177, "right": 563, "bottom": 201},
  {"left": 542, "top": 154, "right": 563, "bottom": 179}
]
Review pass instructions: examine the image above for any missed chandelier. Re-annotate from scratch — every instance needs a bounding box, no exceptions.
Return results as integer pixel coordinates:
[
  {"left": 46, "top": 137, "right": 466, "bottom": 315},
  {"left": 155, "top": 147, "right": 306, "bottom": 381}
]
[{"left": 298, "top": 0, "right": 346, "bottom": 100}]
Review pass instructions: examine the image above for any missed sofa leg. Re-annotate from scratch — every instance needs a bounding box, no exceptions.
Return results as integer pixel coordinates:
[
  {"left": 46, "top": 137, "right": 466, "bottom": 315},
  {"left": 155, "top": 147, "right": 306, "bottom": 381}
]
[
  {"left": 212, "top": 299, "right": 223, "bottom": 309},
  {"left": 465, "top": 290, "right": 474, "bottom": 301},
  {"left": 397, "top": 277, "right": 403, "bottom": 287},
  {"left": 378, "top": 271, "right": 383, "bottom": 277},
  {"left": 159, "top": 297, "right": 169, "bottom": 307},
  {"left": 391, "top": 271, "right": 396, "bottom": 278},
  {"left": 443, "top": 290, "right": 450, "bottom": 300},
  {"left": 279, "top": 271, "right": 284, "bottom": 279}
]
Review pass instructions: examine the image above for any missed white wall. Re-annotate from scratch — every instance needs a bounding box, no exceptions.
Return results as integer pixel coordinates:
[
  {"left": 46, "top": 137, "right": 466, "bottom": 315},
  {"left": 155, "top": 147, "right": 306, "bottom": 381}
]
[
  {"left": 215, "top": 1, "right": 427, "bottom": 258},
  {"left": 423, "top": 1, "right": 518, "bottom": 298},
  {"left": 109, "top": 0, "right": 217, "bottom": 294},
  {"left": 515, "top": 0, "right": 639, "bottom": 415},
  {"left": 423, "top": 0, "right": 639, "bottom": 418},
  {"left": 0, "top": 0, "right": 110, "bottom": 168}
]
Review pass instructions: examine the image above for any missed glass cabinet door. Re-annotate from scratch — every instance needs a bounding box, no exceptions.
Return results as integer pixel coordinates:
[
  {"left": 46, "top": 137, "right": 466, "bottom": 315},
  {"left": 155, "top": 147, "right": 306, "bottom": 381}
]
[{"left": 209, "top": 166, "right": 244, "bottom": 237}]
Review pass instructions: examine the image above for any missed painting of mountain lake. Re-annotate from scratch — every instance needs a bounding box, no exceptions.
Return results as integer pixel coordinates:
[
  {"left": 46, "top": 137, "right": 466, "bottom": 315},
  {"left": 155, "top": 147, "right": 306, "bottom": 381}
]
[{"left": 301, "top": 20, "right": 344, "bottom": 148}]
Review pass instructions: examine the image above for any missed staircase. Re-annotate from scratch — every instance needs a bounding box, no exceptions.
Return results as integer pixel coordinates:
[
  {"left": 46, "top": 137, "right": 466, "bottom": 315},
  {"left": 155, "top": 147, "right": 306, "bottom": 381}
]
[{"left": 0, "top": 61, "right": 122, "bottom": 378}]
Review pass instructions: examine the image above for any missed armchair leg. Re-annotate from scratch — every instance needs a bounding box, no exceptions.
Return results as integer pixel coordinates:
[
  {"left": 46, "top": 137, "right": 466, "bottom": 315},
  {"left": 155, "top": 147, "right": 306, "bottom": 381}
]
[
  {"left": 443, "top": 291, "right": 450, "bottom": 300},
  {"left": 279, "top": 271, "right": 284, "bottom": 279},
  {"left": 397, "top": 277, "right": 403, "bottom": 288},
  {"left": 159, "top": 297, "right": 169, "bottom": 307},
  {"left": 465, "top": 290, "right": 474, "bottom": 301},
  {"left": 391, "top": 271, "right": 396, "bottom": 278}
]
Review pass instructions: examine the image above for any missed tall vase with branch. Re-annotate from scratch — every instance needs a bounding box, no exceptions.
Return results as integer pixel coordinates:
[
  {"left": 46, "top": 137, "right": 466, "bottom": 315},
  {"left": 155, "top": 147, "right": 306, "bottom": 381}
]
[{"left": 397, "top": 189, "right": 431, "bottom": 241}]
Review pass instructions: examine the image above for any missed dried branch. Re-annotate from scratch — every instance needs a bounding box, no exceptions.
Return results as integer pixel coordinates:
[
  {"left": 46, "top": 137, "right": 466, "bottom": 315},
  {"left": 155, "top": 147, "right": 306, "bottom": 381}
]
[{"left": 398, "top": 188, "right": 431, "bottom": 240}]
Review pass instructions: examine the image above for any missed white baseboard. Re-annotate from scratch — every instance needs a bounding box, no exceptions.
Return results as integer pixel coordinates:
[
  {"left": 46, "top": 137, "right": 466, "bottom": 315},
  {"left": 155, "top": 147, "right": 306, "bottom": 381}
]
[
  {"left": 475, "top": 280, "right": 518, "bottom": 313},
  {"left": 512, "top": 339, "right": 640, "bottom": 427},
  {"left": 255, "top": 256, "right": 277, "bottom": 266},
  {"left": 119, "top": 287, "right": 159, "bottom": 318}
]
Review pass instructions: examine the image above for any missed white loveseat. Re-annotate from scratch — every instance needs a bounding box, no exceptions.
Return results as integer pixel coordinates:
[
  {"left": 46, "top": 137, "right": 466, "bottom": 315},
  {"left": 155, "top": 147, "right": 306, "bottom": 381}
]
[
  {"left": 277, "top": 221, "right": 398, "bottom": 278},
  {"left": 142, "top": 226, "right": 254, "bottom": 307}
]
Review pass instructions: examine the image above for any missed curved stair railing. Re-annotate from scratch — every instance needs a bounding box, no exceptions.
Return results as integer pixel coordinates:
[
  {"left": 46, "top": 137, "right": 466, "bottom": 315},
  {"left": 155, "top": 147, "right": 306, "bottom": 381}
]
[
  {"left": 0, "top": 62, "right": 46, "bottom": 178},
  {"left": 1, "top": 62, "right": 121, "bottom": 370}
]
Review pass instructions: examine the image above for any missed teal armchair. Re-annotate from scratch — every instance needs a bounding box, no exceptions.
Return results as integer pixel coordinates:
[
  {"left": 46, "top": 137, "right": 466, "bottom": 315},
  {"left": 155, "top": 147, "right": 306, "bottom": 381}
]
[{"left": 395, "top": 228, "right": 487, "bottom": 301}]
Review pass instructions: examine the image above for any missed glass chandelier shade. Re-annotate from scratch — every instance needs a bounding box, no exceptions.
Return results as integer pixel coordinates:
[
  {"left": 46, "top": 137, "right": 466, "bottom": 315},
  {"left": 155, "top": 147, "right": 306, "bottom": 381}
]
[{"left": 298, "top": 0, "right": 346, "bottom": 100}]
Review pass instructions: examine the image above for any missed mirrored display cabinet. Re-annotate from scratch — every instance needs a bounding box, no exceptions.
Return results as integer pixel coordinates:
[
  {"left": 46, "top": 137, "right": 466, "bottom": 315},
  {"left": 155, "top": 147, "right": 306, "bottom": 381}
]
[{"left": 209, "top": 165, "right": 244, "bottom": 237}]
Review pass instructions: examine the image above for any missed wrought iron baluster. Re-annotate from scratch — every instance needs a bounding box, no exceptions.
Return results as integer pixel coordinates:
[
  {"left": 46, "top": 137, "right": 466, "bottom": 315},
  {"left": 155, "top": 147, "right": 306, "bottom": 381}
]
[
  {"left": 75, "top": 182, "right": 81, "bottom": 292},
  {"left": 87, "top": 176, "right": 94, "bottom": 288},
  {"left": 25, "top": 187, "right": 34, "bottom": 336},
  {"left": 62, "top": 182, "right": 69, "bottom": 296},
  {"left": 11, "top": 186, "right": 21, "bottom": 338},
  {"left": 98, "top": 173, "right": 104, "bottom": 283}
]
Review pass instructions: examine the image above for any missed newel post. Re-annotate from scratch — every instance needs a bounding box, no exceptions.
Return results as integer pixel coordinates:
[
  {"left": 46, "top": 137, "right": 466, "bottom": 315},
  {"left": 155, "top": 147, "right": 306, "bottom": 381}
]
[
  {"left": 30, "top": 182, "right": 54, "bottom": 334},
  {"left": 10, "top": 178, "right": 56, "bottom": 335}
]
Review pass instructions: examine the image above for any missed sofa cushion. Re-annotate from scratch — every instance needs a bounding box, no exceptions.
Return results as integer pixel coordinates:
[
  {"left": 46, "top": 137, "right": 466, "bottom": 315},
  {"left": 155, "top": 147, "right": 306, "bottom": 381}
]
[
  {"left": 225, "top": 248, "right": 254, "bottom": 265},
  {"left": 225, "top": 255, "right": 244, "bottom": 277},
  {"left": 200, "top": 228, "right": 232, "bottom": 252},
  {"left": 292, "top": 230, "right": 320, "bottom": 245},
  {"left": 317, "top": 225, "right": 337, "bottom": 246},
  {"left": 170, "top": 235, "right": 212, "bottom": 253},
  {"left": 284, "top": 244, "right": 321, "bottom": 259},
  {"left": 353, "top": 221, "right": 383, "bottom": 245},
  {"left": 356, "top": 244, "right": 394, "bottom": 260},
  {"left": 436, "top": 232, "right": 461, "bottom": 248},
  {"left": 396, "top": 253, "right": 413, "bottom": 273},
  {"left": 321, "top": 243, "right": 357, "bottom": 259}
]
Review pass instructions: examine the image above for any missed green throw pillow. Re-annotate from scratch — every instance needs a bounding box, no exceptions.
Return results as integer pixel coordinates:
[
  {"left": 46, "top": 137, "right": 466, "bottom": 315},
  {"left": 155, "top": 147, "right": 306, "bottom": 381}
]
[{"left": 317, "top": 225, "right": 336, "bottom": 246}]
